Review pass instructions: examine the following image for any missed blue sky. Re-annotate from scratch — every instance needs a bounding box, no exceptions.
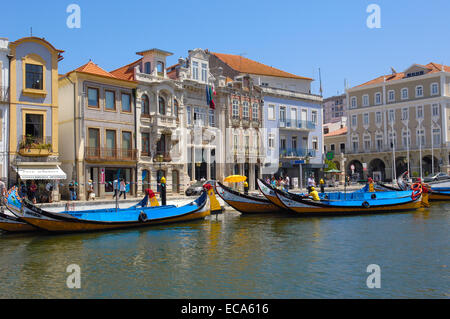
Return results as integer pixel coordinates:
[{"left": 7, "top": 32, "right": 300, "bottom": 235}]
[{"left": 2, "top": 0, "right": 449, "bottom": 97}]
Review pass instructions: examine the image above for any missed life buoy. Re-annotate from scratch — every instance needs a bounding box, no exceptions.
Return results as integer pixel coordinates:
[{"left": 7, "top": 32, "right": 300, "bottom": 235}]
[
  {"left": 138, "top": 211, "right": 148, "bottom": 222},
  {"left": 411, "top": 188, "right": 422, "bottom": 201},
  {"left": 362, "top": 201, "right": 370, "bottom": 208},
  {"left": 411, "top": 183, "right": 421, "bottom": 191}
]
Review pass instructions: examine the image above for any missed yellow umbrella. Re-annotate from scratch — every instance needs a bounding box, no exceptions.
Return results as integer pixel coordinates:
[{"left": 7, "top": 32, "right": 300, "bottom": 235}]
[{"left": 224, "top": 175, "right": 247, "bottom": 183}]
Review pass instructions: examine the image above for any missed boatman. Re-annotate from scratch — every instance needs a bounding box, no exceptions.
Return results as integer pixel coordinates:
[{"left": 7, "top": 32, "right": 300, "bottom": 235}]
[
  {"left": 243, "top": 181, "right": 249, "bottom": 195},
  {"left": 367, "top": 177, "right": 375, "bottom": 193},
  {"left": 308, "top": 186, "right": 321, "bottom": 201},
  {"left": 416, "top": 178, "right": 430, "bottom": 207}
]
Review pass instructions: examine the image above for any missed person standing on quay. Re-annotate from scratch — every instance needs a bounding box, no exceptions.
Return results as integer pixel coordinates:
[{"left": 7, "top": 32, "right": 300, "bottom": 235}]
[
  {"left": 119, "top": 179, "right": 127, "bottom": 200},
  {"left": 319, "top": 178, "right": 325, "bottom": 193}
]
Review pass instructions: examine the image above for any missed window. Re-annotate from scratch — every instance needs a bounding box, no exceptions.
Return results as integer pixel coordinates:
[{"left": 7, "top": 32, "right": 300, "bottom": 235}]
[
  {"left": 363, "top": 134, "right": 371, "bottom": 150},
  {"left": 388, "top": 90, "right": 395, "bottom": 102},
  {"left": 352, "top": 135, "right": 359, "bottom": 152},
  {"left": 158, "top": 96, "right": 166, "bottom": 115},
  {"left": 121, "top": 93, "right": 131, "bottom": 112},
  {"left": 388, "top": 131, "right": 397, "bottom": 149},
  {"left": 292, "top": 136, "right": 297, "bottom": 150},
  {"left": 157, "top": 61, "right": 164, "bottom": 75},
  {"left": 402, "top": 129, "right": 411, "bottom": 148},
  {"left": 340, "top": 143, "right": 345, "bottom": 153},
  {"left": 401, "top": 88, "right": 408, "bottom": 100},
  {"left": 233, "top": 134, "right": 238, "bottom": 151},
  {"left": 375, "top": 134, "right": 383, "bottom": 151},
  {"left": 209, "top": 109, "right": 215, "bottom": 127},
  {"left": 201, "top": 63, "right": 208, "bottom": 82},
  {"left": 192, "top": 61, "right": 199, "bottom": 80},
  {"left": 268, "top": 134, "right": 275, "bottom": 149},
  {"left": 363, "top": 95, "right": 369, "bottom": 107},
  {"left": 25, "top": 113, "right": 44, "bottom": 140},
  {"left": 268, "top": 105, "right": 275, "bottom": 120},
  {"left": 144, "top": 62, "right": 151, "bottom": 74},
  {"left": 252, "top": 103, "right": 258, "bottom": 121},
  {"left": 186, "top": 106, "right": 191, "bottom": 124},
  {"left": 122, "top": 132, "right": 133, "bottom": 153},
  {"left": 388, "top": 109, "right": 395, "bottom": 123},
  {"left": 243, "top": 102, "right": 249, "bottom": 119},
  {"left": 280, "top": 136, "right": 286, "bottom": 151},
  {"left": 105, "top": 90, "right": 116, "bottom": 110},
  {"left": 432, "top": 104, "right": 439, "bottom": 117},
  {"left": 401, "top": 108, "right": 409, "bottom": 121},
  {"left": 375, "top": 111, "right": 382, "bottom": 124},
  {"left": 26, "top": 64, "right": 43, "bottom": 90},
  {"left": 431, "top": 83, "right": 439, "bottom": 96},
  {"left": 106, "top": 130, "right": 116, "bottom": 150},
  {"left": 232, "top": 100, "right": 239, "bottom": 119},
  {"left": 174, "top": 99, "right": 179, "bottom": 119},
  {"left": 350, "top": 97, "right": 357, "bottom": 109},
  {"left": 351, "top": 115, "right": 357, "bottom": 127},
  {"left": 88, "top": 127, "right": 99, "bottom": 150},
  {"left": 330, "top": 144, "right": 335, "bottom": 151},
  {"left": 312, "top": 110, "right": 318, "bottom": 124},
  {"left": 363, "top": 113, "right": 369, "bottom": 125},
  {"left": 375, "top": 92, "right": 382, "bottom": 105},
  {"left": 279, "top": 106, "right": 286, "bottom": 125},
  {"left": 416, "top": 85, "right": 423, "bottom": 97},
  {"left": 194, "top": 107, "right": 206, "bottom": 124},
  {"left": 88, "top": 88, "right": 99, "bottom": 108},
  {"left": 312, "top": 137, "right": 318, "bottom": 151},
  {"left": 417, "top": 105, "right": 423, "bottom": 119},
  {"left": 432, "top": 127, "right": 441, "bottom": 146},
  {"left": 141, "top": 95, "right": 149, "bottom": 115},
  {"left": 141, "top": 132, "right": 150, "bottom": 156},
  {"left": 416, "top": 128, "right": 425, "bottom": 147}
]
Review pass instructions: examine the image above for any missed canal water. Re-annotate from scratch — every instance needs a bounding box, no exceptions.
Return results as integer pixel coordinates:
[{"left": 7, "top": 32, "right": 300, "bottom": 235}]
[{"left": 0, "top": 203, "right": 448, "bottom": 299}]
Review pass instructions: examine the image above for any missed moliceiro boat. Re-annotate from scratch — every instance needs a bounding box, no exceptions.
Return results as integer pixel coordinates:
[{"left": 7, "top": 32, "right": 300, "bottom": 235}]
[
  {"left": 258, "top": 179, "right": 423, "bottom": 216},
  {"left": 215, "top": 182, "right": 285, "bottom": 214},
  {"left": 9, "top": 189, "right": 212, "bottom": 233}
]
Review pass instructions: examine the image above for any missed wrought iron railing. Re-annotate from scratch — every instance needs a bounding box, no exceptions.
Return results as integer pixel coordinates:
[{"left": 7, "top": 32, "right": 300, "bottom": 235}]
[{"left": 85, "top": 147, "right": 137, "bottom": 161}]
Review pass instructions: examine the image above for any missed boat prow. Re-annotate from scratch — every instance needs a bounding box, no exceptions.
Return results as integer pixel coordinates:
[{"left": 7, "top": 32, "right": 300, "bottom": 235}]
[
  {"left": 215, "top": 181, "right": 284, "bottom": 214},
  {"left": 256, "top": 179, "right": 290, "bottom": 210}
]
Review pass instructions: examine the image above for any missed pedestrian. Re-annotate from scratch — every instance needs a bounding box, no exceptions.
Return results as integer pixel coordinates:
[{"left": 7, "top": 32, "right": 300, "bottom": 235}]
[
  {"left": 285, "top": 175, "right": 290, "bottom": 190},
  {"left": 29, "top": 180, "right": 37, "bottom": 204},
  {"left": 68, "top": 180, "right": 77, "bottom": 201},
  {"left": 19, "top": 182, "right": 27, "bottom": 199},
  {"left": 319, "top": 178, "right": 325, "bottom": 193},
  {"left": 112, "top": 177, "right": 119, "bottom": 199},
  {"left": 45, "top": 181, "right": 54, "bottom": 203},
  {"left": 307, "top": 175, "right": 315, "bottom": 194},
  {"left": 86, "top": 179, "right": 95, "bottom": 201},
  {"left": 119, "top": 179, "right": 127, "bottom": 199}
]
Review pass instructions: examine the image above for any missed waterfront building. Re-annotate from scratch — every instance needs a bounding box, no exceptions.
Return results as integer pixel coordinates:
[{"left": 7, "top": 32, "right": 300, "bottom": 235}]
[
  {"left": 59, "top": 61, "right": 138, "bottom": 200},
  {"left": 167, "top": 48, "right": 226, "bottom": 187},
  {"left": 8, "top": 37, "right": 66, "bottom": 200},
  {"left": 323, "top": 94, "right": 346, "bottom": 124},
  {"left": 111, "top": 49, "right": 185, "bottom": 195},
  {"left": 209, "top": 52, "right": 323, "bottom": 188},
  {"left": 346, "top": 62, "right": 450, "bottom": 182},
  {"left": 0, "top": 38, "right": 9, "bottom": 184}
]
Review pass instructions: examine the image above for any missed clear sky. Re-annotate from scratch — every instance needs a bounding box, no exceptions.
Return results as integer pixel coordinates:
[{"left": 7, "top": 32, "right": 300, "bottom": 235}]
[{"left": 2, "top": 0, "right": 449, "bottom": 97}]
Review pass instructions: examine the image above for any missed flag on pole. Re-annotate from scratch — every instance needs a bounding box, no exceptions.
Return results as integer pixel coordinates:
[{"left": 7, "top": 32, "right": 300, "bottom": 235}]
[{"left": 209, "top": 85, "right": 215, "bottom": 109}]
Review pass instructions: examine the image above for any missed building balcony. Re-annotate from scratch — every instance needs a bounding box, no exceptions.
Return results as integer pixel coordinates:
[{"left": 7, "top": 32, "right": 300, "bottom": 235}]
[
  {"left": 85, "top": 147, "right": 138, "bottom": 161},
  {"left": 279, "top": 148, "right": 317, "bottom": 158},
  {"left": 0, "top": 86, "right": 9, "bottom": 103},
  {"left": 153, "top": 152, "right": 172, "bottom": 163},
  {"left": 18, "top": 136, "right": 52, "bottom": 157},
  {"left": 280, "top": 119, "right": 316, "bottom": 131}
]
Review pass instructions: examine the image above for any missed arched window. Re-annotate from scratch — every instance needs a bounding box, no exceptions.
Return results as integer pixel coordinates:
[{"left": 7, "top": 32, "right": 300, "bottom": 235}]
[
  {"left": 142, "top": 94, "right": 150, "bottom": 115},
  {"left": 159, "top": 96, "right": 166, "bottom": 115}
]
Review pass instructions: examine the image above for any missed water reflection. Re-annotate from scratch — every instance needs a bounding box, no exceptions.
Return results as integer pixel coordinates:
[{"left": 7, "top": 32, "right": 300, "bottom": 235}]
[{"left": 0, "top": 205, "right": 449, "bottom": 298}]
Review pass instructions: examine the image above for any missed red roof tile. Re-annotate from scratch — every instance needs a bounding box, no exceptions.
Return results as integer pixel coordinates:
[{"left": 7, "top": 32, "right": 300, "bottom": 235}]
[
  {"left": 110, "top": 58, "right": 142, "bottom": 81},
  {"left": 211, "top": 52, "right": 312, "bottom": 81},
  {"left": 324, "top": 127, "right": 347, "bottom": 137}
]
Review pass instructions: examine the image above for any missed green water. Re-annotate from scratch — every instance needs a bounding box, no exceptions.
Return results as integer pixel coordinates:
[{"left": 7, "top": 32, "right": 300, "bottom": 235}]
[{"left": 0, "top": 204, "right": 448, "bottom": 298}]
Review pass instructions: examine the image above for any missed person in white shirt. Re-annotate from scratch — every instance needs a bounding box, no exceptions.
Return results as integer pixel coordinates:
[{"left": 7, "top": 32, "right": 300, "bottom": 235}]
[{"left": 307, "top": 175, "right": 316, "bottom": 193}]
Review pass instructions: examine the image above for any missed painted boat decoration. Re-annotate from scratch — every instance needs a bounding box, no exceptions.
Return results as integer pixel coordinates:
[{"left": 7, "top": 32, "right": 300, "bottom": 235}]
[
  {"left": 215, "top": 181, "right": 285, "bottom": 214},
  {"left": 1, "top": 186, "right": 155, "bottom": 233},
  {"left": 8, "top": 189, "right": 211, "bottom": 233},
  {"left": 259, "top": 181, "right": 422, "bottom": 216},
  {"left": 256, "top": 179, "right": 289, "bottom": 210}
]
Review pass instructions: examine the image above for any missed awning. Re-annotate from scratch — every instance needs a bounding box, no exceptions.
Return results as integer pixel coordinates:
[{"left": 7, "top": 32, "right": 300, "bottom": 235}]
[{"left": 15, "top": 166, "right": 67, "bottom": 180}]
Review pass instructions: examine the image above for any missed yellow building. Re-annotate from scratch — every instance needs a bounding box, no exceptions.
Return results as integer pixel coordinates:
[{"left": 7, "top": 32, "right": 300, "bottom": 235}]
[{"left": 9, "top": 37, "right": 66, "bottom": 201}]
